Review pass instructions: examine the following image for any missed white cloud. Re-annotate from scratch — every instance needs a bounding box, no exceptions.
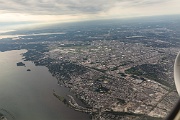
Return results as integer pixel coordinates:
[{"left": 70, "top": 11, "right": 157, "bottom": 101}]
[{"left": 0, "top": 0, "right": 179, "bottom": 23}]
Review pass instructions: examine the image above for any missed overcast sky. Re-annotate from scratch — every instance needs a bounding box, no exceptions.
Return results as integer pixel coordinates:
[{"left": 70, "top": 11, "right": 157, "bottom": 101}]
[{"left": 0, "top": 0, "right": 180, "bottom": 31}]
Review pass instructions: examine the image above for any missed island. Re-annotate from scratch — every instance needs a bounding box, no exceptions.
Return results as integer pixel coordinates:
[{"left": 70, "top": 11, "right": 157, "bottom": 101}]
[{"left": 16, "top": 62, "right": 25, "bottom": 66}]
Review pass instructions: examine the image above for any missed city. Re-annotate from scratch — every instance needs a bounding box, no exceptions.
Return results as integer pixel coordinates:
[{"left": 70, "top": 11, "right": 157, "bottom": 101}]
[{"left": 0, "top": 16, "right": 180, "bottom": 120}]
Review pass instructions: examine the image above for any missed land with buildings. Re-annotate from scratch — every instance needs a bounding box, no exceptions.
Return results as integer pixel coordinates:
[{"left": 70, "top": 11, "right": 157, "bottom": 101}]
[{"left": 0, "top": 16, "right": 180, "bottom": 120}]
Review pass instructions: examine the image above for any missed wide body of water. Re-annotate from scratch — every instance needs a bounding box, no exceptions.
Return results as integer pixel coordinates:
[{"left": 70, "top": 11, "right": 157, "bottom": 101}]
[{"left": 0, "top": 50, "right": 90, "bottom": 120}]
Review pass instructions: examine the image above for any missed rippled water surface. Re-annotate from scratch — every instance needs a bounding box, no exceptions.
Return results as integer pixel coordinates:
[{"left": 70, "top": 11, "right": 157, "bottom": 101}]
[{"left": 0, "top": 50, "right": 90, "bottom": 120}]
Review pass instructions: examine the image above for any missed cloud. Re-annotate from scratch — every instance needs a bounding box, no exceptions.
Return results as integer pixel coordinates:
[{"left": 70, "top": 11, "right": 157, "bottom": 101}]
[
  {"left": 0, "top": 0, "right": 110, "bottom": 15},
  {"left": 0, "top": 0, "right": 171, "bottom": 15},
  {"left": 120, "top": 0, "right": 169, "bottom": 6},
  {"left": 0, "top": 0, "right": 179, "bottom": 24}
]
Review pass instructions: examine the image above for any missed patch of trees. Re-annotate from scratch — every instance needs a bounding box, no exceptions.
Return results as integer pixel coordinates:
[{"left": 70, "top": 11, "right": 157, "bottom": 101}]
[
  {"left": 125, "top": 64, "right": 171, "bottom": 87},
  {"left": 48, "top": 61, "right": 88, "bottom": 80}
]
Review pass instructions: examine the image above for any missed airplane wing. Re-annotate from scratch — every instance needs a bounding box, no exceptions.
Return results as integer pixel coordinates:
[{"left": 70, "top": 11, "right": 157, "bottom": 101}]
[
  {"left": 174, "top": 52, "right": 180, "bottom": 95},
  {"left": 166, "top": 52, "right": 180, "bottom": 120}
]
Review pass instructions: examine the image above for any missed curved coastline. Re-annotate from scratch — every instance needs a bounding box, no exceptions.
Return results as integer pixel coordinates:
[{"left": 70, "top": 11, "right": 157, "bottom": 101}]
[{"left": 0, "top": 50, "right": 91, "bottom": 120}]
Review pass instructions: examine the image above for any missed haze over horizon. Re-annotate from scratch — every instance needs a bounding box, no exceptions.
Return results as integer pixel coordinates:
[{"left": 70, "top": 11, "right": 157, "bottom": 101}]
[{"left": 0, "top": 0, "right": 180, "bottom": 31}]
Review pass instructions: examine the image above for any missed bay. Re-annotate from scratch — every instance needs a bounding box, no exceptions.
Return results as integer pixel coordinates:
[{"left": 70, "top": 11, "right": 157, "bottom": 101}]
[{"left": 0, "top": 50, "right": 90, "bottom": 120}]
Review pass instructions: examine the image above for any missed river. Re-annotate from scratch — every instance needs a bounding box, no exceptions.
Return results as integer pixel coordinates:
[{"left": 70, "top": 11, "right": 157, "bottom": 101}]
[{"left": 0, "top": 50, "right": 90, "bottom": 120}]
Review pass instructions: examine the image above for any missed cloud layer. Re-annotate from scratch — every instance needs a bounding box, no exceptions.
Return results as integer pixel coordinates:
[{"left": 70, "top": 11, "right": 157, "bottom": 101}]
[
  {"left": 0, "top": 0, "right": 172, "bottom": 15},
  {"left": 0, "top": 0, "right": 179, "bottom": 24},
  {"left": 0, "top": 0, "right": 113, "bottom": 15}
]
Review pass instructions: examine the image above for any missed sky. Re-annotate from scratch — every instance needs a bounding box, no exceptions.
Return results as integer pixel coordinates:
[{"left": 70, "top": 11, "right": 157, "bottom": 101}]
[{"left": 0, "top": 0, "right": 180, "bottom": 31}]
